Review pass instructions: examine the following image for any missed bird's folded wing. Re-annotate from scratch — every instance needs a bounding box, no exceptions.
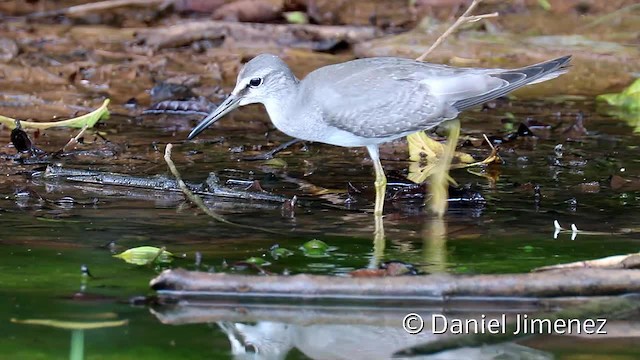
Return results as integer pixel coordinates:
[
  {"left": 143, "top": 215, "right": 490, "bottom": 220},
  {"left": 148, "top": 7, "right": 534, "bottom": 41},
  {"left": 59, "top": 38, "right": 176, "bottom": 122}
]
[{"left": 315, "top": 63, "right": 502, "bottom": 138}]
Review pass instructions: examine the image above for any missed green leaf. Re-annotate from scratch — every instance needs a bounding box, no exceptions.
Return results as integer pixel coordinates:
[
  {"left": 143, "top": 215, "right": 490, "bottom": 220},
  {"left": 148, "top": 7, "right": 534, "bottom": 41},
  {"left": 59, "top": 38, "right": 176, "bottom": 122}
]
[
  {"left": 262, "top": 158, "right": 288, "bottom": 168},
  {"left": 597, "top": 79, "right": 640, "bottom": 111},
  {"left": 597, "top": 79, "right": 640, "bottom": 132},
  {"left": 284, "top": 11, "right": 308, "bottom": 24},
  {"left": 537, "top": 0, "right": 551, "bottom": 11},
  {"left": 522, "top": 245, "right": 535, "bottom": 253},
  {"left": 113, "top": 246, "right": 173, "bottom": 266},
  {"left": 301, "top": 239, "right": 333, "bottom": 257},
  {"left": 271, "top": 246, "right": 293, "bottom": 259},
  {"left": 0, "top": 99, "right": 110, "bottom": 130}
]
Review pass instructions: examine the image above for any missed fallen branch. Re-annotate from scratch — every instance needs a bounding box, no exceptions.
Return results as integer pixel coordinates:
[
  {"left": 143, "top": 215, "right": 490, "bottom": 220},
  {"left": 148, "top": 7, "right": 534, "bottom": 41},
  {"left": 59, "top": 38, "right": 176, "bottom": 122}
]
[
  {"left": 27, "top": 0, "right": 165, "bottom": 19},
  {"left": 534, "top": 253, "right": 640, "bottom": 272},
  {"left": 135, "top": 20, "right": 381, "bottom": 51},
  {"left": 151, "top": 268, "right": 640, "bottom": 300},
  {"left": 42, "top": 164, "right": 289, "bottom": 203}
]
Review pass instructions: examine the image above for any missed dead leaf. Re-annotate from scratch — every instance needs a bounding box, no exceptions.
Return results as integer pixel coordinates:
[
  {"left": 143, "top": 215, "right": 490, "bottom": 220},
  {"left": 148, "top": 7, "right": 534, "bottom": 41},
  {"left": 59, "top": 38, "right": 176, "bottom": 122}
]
[
  {"left": 350, "top": 269, "right": 388, "bottom": 277},
  {"left": 407, "top": 132, "right": 500, "bottom": 184},
  {"left": 611, "top": 175, "right": 640, "bottom": 192},
  {"left": 577, "top": 181, "right": 600, "bottom": 193}
]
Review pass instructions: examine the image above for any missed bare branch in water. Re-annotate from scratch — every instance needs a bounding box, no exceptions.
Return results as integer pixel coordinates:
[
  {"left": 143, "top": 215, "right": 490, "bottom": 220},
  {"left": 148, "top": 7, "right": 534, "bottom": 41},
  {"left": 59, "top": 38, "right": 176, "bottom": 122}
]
[{"left": 151, "top": 268, "right": 640, "bottom": 300}]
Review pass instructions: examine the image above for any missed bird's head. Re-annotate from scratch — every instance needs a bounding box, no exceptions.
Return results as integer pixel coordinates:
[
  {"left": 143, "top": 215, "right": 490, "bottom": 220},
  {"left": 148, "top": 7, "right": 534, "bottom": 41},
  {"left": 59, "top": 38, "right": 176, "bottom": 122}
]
[{"left": 187, "top": 54, "right": 297, "bottom": 140}]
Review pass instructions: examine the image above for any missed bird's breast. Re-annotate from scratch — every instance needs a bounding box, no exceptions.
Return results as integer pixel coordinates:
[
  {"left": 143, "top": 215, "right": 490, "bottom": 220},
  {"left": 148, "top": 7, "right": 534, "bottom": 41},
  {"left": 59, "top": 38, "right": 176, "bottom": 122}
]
[{"left": 263, "top": 99, "right": 331, "bottom": 143}]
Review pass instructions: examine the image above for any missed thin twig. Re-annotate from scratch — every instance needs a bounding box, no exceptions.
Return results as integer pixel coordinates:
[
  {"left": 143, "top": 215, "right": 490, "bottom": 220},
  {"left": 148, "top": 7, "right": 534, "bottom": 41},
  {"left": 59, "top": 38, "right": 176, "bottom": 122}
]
[
  {"left": 164, "top": 144, "right": 230, "bottom": 224},
  {"left": 482, "top": 133, "right": 495, "bottom": 152},
  {"left": 415, "top": 0, "right": 498, "bottom": 61},
  {"left": 61, "top": 124, "right": 89, "bottom": 153},
  {"left": 163, "top": 143, "right": 280, "bottom": 234}
]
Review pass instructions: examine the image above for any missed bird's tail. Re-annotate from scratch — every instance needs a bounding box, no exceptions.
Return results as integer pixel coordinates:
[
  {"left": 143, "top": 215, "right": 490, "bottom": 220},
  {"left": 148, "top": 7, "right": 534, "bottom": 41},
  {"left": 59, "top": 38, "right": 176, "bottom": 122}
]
[{"left": 453, "top": 55, "right": 572, "bottom": 111}]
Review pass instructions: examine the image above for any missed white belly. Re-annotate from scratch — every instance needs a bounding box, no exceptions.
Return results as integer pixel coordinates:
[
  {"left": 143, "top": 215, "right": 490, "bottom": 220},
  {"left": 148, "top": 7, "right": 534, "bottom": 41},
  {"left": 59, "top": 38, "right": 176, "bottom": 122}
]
[{"left": 263, "top": 98, "right": 408, "bottom": 147}]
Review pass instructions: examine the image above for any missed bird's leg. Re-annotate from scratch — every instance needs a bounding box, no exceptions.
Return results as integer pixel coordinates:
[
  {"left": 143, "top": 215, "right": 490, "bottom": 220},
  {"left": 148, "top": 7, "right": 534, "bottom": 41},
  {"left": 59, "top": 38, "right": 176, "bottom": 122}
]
[
  {"left": 422, "top": 217, "right": 447, "bottom": 273},
  {"left": 366, "top": 145, "right": 386, "bottom": 268},
  {"left": 366, "top": 145, "right": 387, "bottom": 216},
  {"left": 429, "top": 119, "right": 460, "bottom": 218},
  {"left": 370, "top": 212, "right": 386, "bottom": 268}
]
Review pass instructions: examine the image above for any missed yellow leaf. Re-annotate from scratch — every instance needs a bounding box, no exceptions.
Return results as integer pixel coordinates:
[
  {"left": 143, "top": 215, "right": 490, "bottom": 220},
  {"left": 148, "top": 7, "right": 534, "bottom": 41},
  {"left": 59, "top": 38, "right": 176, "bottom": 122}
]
[
  {"left": 407, "top": 131, "right": 474, "bottom": 164},
  {"left": 113, "top": 246, "right": 173, "bottom": 266},
  {"left": 407, "top": 132, "right": 501, "bottom": 184},
  {"left": 0, "top": 99, "right": 110, "bottom": 130},
  {"left": 407, "top": 131, "right": 474, "bottom": 184}
]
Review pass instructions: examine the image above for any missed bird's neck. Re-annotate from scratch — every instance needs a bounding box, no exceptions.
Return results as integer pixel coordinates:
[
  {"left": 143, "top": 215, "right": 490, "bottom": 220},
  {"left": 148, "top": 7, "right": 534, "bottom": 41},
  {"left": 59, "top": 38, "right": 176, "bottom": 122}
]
[{"left": 262, "top": 78, "right": 299, "bottom": 132}]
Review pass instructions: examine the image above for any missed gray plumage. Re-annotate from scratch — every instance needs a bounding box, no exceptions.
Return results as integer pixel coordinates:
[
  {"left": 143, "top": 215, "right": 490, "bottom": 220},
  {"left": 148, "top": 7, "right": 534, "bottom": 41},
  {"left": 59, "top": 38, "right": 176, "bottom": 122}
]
[
  {"left": 188, "top": 54, "right": 571, "bottom": 147},
  {"left": 187, "top": 53, "right": 570, "bottom": 215}
]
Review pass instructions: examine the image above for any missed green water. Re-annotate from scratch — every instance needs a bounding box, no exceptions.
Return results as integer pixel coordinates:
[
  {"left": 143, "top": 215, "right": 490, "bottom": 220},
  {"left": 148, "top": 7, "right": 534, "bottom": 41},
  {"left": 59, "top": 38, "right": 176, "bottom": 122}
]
[{"left": 1, "top": 100, "right": 639, "bottom": 359}]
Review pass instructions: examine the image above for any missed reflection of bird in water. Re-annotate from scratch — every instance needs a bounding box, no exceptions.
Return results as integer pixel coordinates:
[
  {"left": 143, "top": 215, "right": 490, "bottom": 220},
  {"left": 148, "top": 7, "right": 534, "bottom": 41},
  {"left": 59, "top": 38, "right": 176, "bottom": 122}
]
[{"left": 217, "top": 321, "right": 552, "bottom": 360}]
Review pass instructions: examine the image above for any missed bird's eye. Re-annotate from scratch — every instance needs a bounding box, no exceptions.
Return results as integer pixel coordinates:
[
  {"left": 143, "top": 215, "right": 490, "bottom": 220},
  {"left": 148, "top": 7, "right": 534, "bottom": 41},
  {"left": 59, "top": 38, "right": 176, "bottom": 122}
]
[{"left": 248, "top": 77, "right": 263, "bottom": 87}]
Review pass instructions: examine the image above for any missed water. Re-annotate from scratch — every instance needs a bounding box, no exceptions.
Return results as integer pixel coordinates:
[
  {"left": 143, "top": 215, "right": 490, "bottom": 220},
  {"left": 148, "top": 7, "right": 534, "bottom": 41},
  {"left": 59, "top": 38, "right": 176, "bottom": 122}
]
[{"left": 1, "top": 94, "right": 639, "bottom": 359}]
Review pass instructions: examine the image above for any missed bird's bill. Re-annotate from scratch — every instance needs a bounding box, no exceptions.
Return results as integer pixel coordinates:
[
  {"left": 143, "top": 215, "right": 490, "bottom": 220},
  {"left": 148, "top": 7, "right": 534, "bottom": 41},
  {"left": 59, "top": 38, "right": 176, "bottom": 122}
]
[{"left": 187, "top": 94, "right": 241, "bottom": 139}]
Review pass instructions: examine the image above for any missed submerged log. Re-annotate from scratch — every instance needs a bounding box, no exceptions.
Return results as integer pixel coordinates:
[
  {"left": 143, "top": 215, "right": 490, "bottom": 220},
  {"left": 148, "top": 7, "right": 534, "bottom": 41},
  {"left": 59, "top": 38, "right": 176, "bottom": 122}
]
[
  {"left": 151, "top": 268, "right": 640, "bottom": 300},
  {"left": 41, "top": 165, "right": 289, "bottom": 203}
]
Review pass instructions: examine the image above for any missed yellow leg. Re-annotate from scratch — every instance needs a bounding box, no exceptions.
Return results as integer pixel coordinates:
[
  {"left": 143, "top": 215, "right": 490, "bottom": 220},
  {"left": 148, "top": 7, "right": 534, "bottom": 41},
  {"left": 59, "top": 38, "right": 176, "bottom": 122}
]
[
  {"left": 366, "top": 145, "right": 386, "bottom": 268},
  {"left": 367, "top": 145, "right": 387, "bottom": 216},
  {"left": 369, "top": 212, "right": 386, "bottom": 268},
  {"left": 422, "top": 217, "right": 446, "bottom": 273},
  {"left": 429, "top": 119, "right": 460, "bottom": 218}
]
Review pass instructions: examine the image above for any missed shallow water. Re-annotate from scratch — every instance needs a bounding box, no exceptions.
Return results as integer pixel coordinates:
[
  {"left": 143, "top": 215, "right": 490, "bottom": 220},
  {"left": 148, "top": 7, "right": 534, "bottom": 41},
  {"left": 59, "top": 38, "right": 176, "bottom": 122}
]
[{"left": 1, "top": 95, "right": 639, "bottom": 358}]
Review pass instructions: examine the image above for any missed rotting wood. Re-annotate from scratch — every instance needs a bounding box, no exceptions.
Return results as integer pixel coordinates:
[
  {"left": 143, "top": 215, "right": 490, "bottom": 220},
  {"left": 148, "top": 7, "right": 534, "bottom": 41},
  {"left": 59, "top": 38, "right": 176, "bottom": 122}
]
[
  {"left": 534, "top": 253, "right": 640, "bottom": 272},
  {"left": 150, "top": 268, "right": 640, "bottom": 300},
  {"left": 134, "top": 20, "right": 382, "bottom": 51},
  {"left": 27, "top": 0, "right": 166, "bottom": 19}
]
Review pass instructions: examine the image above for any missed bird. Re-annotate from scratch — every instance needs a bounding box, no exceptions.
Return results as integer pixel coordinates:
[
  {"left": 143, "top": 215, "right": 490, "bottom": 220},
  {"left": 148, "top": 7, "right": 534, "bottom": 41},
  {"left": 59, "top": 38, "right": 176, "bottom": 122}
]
[{"left": 188, "top": 54, "right": 571, "bottom": 215}]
